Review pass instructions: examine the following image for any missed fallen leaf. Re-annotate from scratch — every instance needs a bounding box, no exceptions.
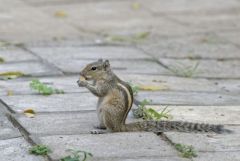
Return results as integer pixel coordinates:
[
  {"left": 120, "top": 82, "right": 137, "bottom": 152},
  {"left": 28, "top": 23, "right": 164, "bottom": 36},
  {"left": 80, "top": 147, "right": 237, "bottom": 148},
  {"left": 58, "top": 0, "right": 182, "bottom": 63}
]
[
  {"left": 54, "top": 10, "right": 68, "bottom": 18},
  {"left": 134, "top": 32, "right": 150, "bottom": 39},
  {"left": 23, "top": 108, "right": 36, "bottom": 118},
  {"left": 7, "top": 90, "right": 13, "bottom": 96},
  {"left": 0, "top": 41, "right": 11, "bottom": 47},
  {"left": 131, "top": 2, "right": 141, "bottom": 10},
  {"left": 138, "top": 85, "right": 169, "bottom": 91},
  {"left": 0, "top": 57, "right": 4, "bottom": 63},
  {"left": 0, "top": 71, "right": 25, "bottom": 79}
]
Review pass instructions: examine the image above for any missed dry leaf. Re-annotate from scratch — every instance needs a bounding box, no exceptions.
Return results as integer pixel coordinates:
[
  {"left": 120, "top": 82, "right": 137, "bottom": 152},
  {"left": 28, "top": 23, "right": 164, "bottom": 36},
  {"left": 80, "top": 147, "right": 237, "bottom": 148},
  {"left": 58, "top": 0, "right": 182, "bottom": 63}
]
[
  {"left": 0, "top": 71, "right": 25, "bottom": 79},
  {"left": 54, "top": 11, "right": 67, "bottom": 18},
  {"left": 131, "top": 2, "right": 141, "bottom": 10},
  {"left": 23, "top": 108, "right": 36, "bottom": 118},
  {"left": 7, "top": 90, "right": 13, "bottom": 96},
  {"left": 0, "top": 57, "right": 4, "bottom": 63},
  {"left": 138, "top": 85, "right": 169, "bottom": 91}
]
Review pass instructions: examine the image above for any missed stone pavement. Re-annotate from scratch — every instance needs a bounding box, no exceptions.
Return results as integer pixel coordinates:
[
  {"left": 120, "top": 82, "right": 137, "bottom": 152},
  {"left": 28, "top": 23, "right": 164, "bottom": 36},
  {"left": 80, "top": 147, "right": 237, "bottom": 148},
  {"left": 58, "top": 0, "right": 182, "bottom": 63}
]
[{"left": 1, "top": 0, "right": 240, "bottom": 161}]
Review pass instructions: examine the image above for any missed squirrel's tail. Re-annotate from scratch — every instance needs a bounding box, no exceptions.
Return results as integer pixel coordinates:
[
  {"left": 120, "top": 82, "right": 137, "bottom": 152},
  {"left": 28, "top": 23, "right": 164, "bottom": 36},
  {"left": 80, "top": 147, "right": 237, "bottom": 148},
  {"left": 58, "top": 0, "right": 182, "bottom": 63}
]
[{"left": 122, "top": 120, "right": 232, "bottom": 134}]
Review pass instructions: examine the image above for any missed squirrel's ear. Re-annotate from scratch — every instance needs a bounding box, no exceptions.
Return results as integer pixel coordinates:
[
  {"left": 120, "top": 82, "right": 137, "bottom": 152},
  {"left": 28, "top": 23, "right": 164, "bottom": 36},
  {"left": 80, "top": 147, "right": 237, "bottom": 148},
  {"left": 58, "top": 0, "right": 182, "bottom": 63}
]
[
  {"left": 103, "top": 60, "right": 110, "bottom": 69},
  {"left": 98, "top": 59, "right": 103, "bottom": 62}
]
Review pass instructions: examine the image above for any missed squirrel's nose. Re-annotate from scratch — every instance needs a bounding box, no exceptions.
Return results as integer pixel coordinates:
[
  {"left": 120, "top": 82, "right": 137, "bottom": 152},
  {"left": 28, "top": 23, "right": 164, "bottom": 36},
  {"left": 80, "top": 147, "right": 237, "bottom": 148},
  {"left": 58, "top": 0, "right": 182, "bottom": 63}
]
[{"left": 77, "top": 80, "right": 80, "bottom": 84}]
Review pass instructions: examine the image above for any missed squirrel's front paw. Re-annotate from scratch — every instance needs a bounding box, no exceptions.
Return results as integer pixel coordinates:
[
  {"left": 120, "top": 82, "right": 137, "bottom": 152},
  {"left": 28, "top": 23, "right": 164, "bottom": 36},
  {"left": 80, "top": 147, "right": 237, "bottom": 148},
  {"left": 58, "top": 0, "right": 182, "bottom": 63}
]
[{"left": 77, "top": 76, "right": 87, "bottom": 87}]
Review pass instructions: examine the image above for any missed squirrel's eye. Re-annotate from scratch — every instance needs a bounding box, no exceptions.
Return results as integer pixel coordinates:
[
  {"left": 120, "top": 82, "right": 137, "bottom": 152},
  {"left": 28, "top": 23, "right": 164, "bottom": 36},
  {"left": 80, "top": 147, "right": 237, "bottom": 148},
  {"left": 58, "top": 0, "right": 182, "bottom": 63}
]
[{"left": 91, "top": 66, "right": 97, "bottom": 70}]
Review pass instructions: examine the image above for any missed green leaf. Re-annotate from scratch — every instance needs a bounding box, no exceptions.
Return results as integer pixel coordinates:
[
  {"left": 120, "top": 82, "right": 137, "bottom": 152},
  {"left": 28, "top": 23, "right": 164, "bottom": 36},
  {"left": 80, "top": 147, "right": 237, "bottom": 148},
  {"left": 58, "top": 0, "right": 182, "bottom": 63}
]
[
  {"left": 175, "top": 144, "right": 197, "bottom": 158},
  {"left": 30, "top": 79, "right": 64, "bottom": 95},
  {"left": 61, "top": 149, "right": 93, "bottom": 161},
  {"left": 29, "top": 145, "right": 51, "bottom": 156}
]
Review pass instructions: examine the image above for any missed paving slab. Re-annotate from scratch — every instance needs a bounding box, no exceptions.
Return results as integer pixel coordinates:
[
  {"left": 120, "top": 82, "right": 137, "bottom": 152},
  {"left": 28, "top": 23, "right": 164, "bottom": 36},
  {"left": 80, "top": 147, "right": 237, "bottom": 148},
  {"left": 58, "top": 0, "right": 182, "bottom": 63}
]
[
  {"left": 28, "top": 46, "right": 151, "bottom": 60},
  {"left": 154, "top": 104, "right": 240, "bottom": 161},
  {"left": 193, "top": 151, "right": 240, "bottom": 161},
  {"left": 40, "top": 133, "right": 179, "bottom": 160},
  {"left": 21, "top": 0, "right": 80, "bottom": 6},
  {"left": 141, "top": 0, "right": 240, "bottom": 14},
  {"left": 136, "top": 91, "right": 240, "bottom": 106},
  {"left": 95, "top": 158, "right": 187, "bottom": 161},
  {"left": 30, "top": 58, "right": 169, "bottom": 75},
  {"left": 1, "top": 93, "right": 97, "bottom": 113},
  {"left": 15, "top": 111, "right": 98, "bottom": 135},
  {"left": 159, "top": 58, "right": 240, "bottom": 79},
  {"left": 0, "top": 4, "right": 82, "bottom": 43},
  {"left": 41, "top": 1, "right": 198, "bottom": 37},
  {"left": 0, "top": 115, "right": 21, "bottom": 140},
  {"left": 165, "top": 11, "right": 240, "bottom": 33},
  {"left": 166, "top": 126, "right": 240, "bottom": 152},
  {"left": 0, "top": 61, "right": 62, "bottom": 77},
  {"left": 121, "top": 74, "right": 240, "bottom": 94},
  {"left": 0, "top": 0, "right": 25, "bottom": 10},
  {"left": 146, "top": 105, "right": 240, "bottom": 125},
  {"left": 1, "top": 74, "right": 240, "bottom": 96},
  {"left": 14, "top": 109, "right": 138, "bottom": 136},
  {"left": 139, "top": 34, "right": 240, "bottom": 59},
  {"left": 0, "top": 137, "right": 44, "bottom": 161},
  {"left": 216, "top": 30, "right": 240, "bottom": 46},
  {"left": 0, "top": 75, "right": 87, "bottom": 96},
  {"left": 0, "top": 47, "right": 38, "bottom": 62},
  {"left": 0, "top": 102, "right": 21, "bottom": 139}
]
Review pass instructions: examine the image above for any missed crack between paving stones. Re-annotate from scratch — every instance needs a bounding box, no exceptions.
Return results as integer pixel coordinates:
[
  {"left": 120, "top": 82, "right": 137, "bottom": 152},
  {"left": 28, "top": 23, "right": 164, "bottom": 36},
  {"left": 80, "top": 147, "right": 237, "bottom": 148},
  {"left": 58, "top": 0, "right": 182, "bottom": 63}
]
[
  {"left": 19, "top": 46, "right": 64, "bottom": 76},
  {"left": 0, "top": 100, "right": 53, "bottom": 161},
  {"left": 0, "top": 99, "right": 16, "bottom": 114},
  {"left": 6, "top": 113, "right": 54, "bottom": 161},
  {"left": 158, "top": 132, "right": 192, "bottom": 160},
  {"left": 12, "top": 110, "right": 96, "bottom": 116}
]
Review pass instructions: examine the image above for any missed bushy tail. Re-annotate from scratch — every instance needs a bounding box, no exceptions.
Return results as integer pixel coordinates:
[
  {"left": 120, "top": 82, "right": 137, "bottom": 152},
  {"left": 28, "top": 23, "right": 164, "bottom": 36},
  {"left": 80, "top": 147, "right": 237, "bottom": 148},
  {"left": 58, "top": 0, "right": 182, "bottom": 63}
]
[{"left": 123, "top": 120, "right": 232, "bottom": 134}]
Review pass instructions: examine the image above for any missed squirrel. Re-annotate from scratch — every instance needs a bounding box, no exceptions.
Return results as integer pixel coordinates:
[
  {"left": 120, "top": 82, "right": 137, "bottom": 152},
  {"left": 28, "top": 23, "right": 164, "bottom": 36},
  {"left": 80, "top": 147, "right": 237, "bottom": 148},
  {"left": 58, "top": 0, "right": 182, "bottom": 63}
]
[{"left": 77, "top": 59, "right": 231, "bottom": 134}]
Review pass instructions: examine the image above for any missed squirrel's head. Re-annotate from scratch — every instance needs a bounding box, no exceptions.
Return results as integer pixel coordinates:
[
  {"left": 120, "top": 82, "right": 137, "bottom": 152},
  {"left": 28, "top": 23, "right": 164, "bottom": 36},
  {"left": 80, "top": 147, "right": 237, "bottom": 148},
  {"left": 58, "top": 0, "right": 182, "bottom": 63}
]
[{"left": 79, "top": 59, "right": 111, "bottom": 80}]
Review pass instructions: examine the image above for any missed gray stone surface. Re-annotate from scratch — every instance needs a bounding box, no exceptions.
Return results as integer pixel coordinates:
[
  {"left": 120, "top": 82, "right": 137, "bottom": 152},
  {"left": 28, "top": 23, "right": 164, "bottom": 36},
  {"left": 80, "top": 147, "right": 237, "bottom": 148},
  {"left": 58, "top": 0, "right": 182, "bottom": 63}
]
[
  {"left": 160, "top": 58, "right": 240, "bottom": 78},
  {"left": 0, "top": 2, "right": 84, "bottom": 43},
  {"left": 193, "top": 151, "right": 240, "bottom": 161},
  {"left": 0, "top": 115, "right": 21, "bottom": 140},
  {"left": 166, "top": 126, "right": 240, "bottom": 152},
  {"left": 0, "top": 75, "right": 87, "bottom": 96},
  {"left": 29, "top": 46, "right": 151, "bottom": 60},
  {"left": 16, "top": 111, "right": 98, "bottom": 135},
  {"left": 0, "top": 0, "right": 240, "bottom": 160},
  {"left": 40, "top": 133, "right": 179, "bottom": 160},
  {"left": 147, "top": 105, "right": 240, "bottom": 125},
  {"left": 1, "top": 74, "right": 239, "bottom": 97},
  {"left": 34, "top": 58, "right": 169, "bottom": 74},
  {"left": 41, "top": 1, "right": 198, "bottom": 37},
  {"left": 0, "top": 61, "right": 62, "bottom": 76},
  {"left": 139, "top": 34, "right": 240, "bottom": 59},
  {"left": 15, "top": 110, "right": 138, "bottom": 135},
  {"left": 0, "top": 47, "right": 38, "bottom": 62},
  {"left": 121, "top": 74, "right": 240, "bottom": 94},
  {"left": 1, "top": 93, "right": 97, "bottom": 112},
  {"left": 95, "top": 158, "right": 187, "bottom": 161},
  {"left": 217, "top": 31, "right": 240, "bottom": 46},
  {"left": 0, "top": 137, "right": 44, "bottom": 161},
  {"left": 136, "top": 91, "right": 240, "bottom": 106},
  {"left": 165, "top": 11, "right": 240, "bottom": 32},
  {"left": 141, "top": 0, "right": 240, "bottom": 14},
  {"left": 0, "top": 102, "right": 21, "bottom": 139}
]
